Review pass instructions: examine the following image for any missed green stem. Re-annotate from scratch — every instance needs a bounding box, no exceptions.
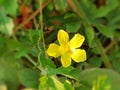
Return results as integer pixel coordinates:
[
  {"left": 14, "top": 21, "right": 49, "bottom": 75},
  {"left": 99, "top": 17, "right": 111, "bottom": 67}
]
[
  {"left": 39, "top": 0, "right": 48, "bottom": 58},
  {"left": 25, "top": 54, "right": 47, "bottom": 75},
  {"left": 25, "top": 55, "right": 42, "bottom": 70},
  {"left": 95, "top": 37, "right": 113, "bottom": 69}
]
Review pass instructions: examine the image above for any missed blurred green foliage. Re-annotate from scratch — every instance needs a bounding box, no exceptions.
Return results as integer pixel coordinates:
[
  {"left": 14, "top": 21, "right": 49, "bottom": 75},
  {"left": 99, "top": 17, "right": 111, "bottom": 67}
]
[{"left": 0, "top": 0, "right": 120, "bottom": 90}]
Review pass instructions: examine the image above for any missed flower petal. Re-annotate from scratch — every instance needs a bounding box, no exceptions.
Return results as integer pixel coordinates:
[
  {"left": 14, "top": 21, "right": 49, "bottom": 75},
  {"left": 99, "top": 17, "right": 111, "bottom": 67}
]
[
  {"left": 71, "top": 49, "right": 86, "bottom": 62},
  {"left": 61, "top": 54, "right": 71, "bottom": 67},
  {"left": 58, "top": 30, "right": 69, "bottom": 46},
  {"left": 46, "top": 43, "right": 60, "bottom": 58},
  {"left": 70, "top": 34, "right": 85, "bottom": 48}
]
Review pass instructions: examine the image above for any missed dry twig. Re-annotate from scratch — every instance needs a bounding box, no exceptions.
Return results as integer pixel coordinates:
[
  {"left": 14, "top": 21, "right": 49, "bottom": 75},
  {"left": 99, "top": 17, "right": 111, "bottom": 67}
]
[{"left": 14, "top": 0, "right": 51, "bottom": 33}]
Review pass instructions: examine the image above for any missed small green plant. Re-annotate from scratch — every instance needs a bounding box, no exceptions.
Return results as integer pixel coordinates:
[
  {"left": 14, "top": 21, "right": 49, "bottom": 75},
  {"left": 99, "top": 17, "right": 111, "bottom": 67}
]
[{"left": 0, "top": 0, "right": 120, "bottom": 90}]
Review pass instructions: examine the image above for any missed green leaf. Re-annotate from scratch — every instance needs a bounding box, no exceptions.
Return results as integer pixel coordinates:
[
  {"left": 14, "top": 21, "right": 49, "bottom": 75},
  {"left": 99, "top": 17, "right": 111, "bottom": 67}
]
[
  {"left": 39, "top": 75, "right": 48, "bottom": 90},
  {"left": 0, "top": 53, "right": 23, "bottom": 90},
  {"left": 47, "top": 66, "right": 74, "bottom": 76},
  {"left": 5, "top": 39, "right": 23, "bottom": 50},
  {"left": 39, "top": 76, "right": 66, "bottom": 90},
  {"left": 15, "top": 49, "right": 28, "bottom": 59},
  {"left": 109, "top": 47, "right": 120, "bottom": 72},
  {"left": 89, "top": 57, "right": 102, "bottom": 67},
  {"left": 115, "top": 31, "right": 120, "bottom": 40},
  {"left": 96, "top": 24, "right": 113, "bottom": 38},
  {"left": 0, "top": 36, "right": 4, "bottom": 48},
  {"left": 0, "top": 10, "right": 14, "bottom": 35},
  {"left": 48, "top": 66, "right": 80, "bottom": 80},
  {"left": 75, "top": 85, "right": 90, "bottom": 90},
  {"left": 48, "top": 76, "right": 66, "bottom": 90},
  {"left": 0, "top": 17, "right": 14, "bottom": 35},
  {"left": 77, "top": 68, "right": 120, "bottom": 90},
  {"left": 92, "top": 6, "right": 110, "bottom": 19},
  {"left": 92, "top": 75, "right": 111, "bottom": 90},
  {"left": 64, "top": 12, "right": 77, "bottom": 19},
  {"left": 107, "top": 7, "right": 120, "bottom": 24},
  {"left": 85, "top": 26, "right": 95, "bottom": 47},
  {"left": 64, "top": 80, "right": 74, "bottom": 90},
  {"left": 28, "top": 30, "right": 43, "bottom": 45},
  {"left": 66, "top": 21, "right": 81, "bottom": 33},
  {"left": 47, "top": 1, "right": 54, "bottom": 10},
  {"left": 5, "top": 39, "right": 28, "bottom": 58},
  {"left": 22, "top": 88, "right": 35, "bottom": 90},
  {"left": 38, "top": 52, "right": 56, "bottom": 68},
  {"left": 54, "top": 0, "right": 67, "bottom": 11},
  {"left": 0, "top": 0, "right": 18, "bottom": 15},
  {"left": 79, "top": 0, "right": 119, "bottom": 20},
  {"left": 89, "top": 0, "right": 118, "bottom": 19},
  {"left": 19, "top": 68, "right": 40, "bottom": 88},
  {"left": 68, "top": 68, "right": 81, "bottom": 80}
]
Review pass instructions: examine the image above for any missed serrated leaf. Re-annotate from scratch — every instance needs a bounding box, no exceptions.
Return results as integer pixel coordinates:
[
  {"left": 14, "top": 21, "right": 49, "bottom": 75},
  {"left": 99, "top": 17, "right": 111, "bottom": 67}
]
[
  {"left": 80, "top": 0, "right": 119, "bottom": 20},
  {"left": 91, "top": 0, "right": 118, "bottom": 19},
  {"left": 92, "top": 6, "right": 110, "bottom": 19},
  {"left": 96, "top": 24, "right": 113, "bottom": 38}
]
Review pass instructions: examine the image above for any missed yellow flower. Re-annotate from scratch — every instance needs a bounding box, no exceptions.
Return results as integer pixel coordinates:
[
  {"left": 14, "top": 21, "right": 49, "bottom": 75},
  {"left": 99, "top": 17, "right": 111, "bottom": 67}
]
[{"left": 46, "top": 29, "right": 87, "bottom": 67}]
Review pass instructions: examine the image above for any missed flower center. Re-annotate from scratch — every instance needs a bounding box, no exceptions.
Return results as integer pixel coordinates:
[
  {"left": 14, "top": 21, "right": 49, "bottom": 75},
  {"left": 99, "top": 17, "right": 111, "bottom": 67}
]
[{"left": 59, "top": 44, "right": 72, "bottom": 55}]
